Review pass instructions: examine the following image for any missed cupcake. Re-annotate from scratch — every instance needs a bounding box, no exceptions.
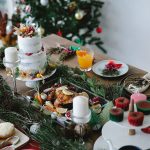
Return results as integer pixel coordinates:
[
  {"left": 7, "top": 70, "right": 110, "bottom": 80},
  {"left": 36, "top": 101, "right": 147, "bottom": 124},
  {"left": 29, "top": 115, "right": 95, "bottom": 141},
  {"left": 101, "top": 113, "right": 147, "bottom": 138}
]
[
  {"left": 115, "top": 97, "right": 130, "bottom": 111},
  {"left": 110, "top": 108, "right": 124, "bottom": 122},
  {"left": 128, "top": 112, "right": 144, "bottom": 126},
  {"left": 136, "top": 101, "right": 150, "bottom": 115}
]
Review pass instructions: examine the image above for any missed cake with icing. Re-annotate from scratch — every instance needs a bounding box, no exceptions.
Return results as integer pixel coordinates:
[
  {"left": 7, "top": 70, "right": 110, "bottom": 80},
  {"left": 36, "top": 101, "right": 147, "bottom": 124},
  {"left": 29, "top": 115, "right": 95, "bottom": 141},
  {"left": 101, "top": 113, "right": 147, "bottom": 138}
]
[
  {"left": 109, "top": 108, "right": 124, "bottom": 122},
  {"left": 136, "top": 101, "right": 150, "bottom": 115},
  {"left": 128, "top": 112, "right": 144, "bottom": 126},
  {"left": 115, "top": 97, "right": 130, "bottom": 111},
  {"left": 15, "top": 24, "right": 47, "bottom": 78},
  {"left": 18, "top": 35, "right": 41, "bottom": 54}
]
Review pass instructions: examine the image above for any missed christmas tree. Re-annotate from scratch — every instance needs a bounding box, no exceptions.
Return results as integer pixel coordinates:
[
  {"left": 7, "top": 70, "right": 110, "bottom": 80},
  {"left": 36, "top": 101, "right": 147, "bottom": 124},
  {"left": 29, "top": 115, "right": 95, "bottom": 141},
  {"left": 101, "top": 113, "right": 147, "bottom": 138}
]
[{"left": 13, "top": 0, "right": 106, "bottom": 53}]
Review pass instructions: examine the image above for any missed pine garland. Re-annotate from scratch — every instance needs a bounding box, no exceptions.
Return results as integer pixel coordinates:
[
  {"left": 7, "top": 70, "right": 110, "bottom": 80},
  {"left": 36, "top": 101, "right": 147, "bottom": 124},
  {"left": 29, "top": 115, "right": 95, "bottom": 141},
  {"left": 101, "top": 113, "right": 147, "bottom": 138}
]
[{"left": 0, "top": 65, "right": 124, "bottom": 149}]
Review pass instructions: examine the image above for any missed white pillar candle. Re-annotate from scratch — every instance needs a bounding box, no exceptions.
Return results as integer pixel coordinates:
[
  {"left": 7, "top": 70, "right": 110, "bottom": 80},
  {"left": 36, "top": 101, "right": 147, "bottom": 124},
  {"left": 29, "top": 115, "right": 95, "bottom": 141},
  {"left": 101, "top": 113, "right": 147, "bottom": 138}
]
[
  {"left": 4, "top": 47, "right": 18, "bottom": 63},
  {"left": 73, "top": 96, "right": 89, "bottom": 118}
]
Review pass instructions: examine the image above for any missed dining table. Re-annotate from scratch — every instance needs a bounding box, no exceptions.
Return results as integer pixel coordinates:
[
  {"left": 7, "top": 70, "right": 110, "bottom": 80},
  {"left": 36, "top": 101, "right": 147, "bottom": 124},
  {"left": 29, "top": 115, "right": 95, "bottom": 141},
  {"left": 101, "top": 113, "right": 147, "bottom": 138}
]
[{"left": 0, "top": 34, "right": 149, "bottom": 150}]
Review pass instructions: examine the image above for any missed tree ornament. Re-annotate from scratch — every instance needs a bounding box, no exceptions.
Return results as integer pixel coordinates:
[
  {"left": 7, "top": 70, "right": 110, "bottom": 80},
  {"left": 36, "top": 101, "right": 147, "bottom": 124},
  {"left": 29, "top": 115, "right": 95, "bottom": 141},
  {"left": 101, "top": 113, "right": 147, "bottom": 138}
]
[
  {"left": 40, "top": 0, "right": 49, "bottom": 6},
  {"left": 30, "top": 123, "right": 40, "bottom": 134},
  {"left": 96, "top": 27, "right": 102, "bottom": 33},
  {"left": 37, "top": 26, "right": 45, "bottom": 36},
  {"left": 25, "top": 5, "right": 31, "bottom": 13},
  {"left": 68, "top": 1, "right": 77, "bottom": 12},
  {"left": 57, "top": 30, "right": 62, "bottom": 37},
  {"left": 75, "top": 10, "right": 85, "bottom": 20}
]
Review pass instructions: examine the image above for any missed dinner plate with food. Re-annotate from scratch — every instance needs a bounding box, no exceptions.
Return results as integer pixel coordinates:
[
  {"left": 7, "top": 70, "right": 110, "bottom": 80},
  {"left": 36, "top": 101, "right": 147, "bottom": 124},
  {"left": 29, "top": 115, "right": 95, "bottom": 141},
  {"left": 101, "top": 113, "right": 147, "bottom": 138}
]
[{"left": 92, "top": 60, "right": 129, "bottom": 78}]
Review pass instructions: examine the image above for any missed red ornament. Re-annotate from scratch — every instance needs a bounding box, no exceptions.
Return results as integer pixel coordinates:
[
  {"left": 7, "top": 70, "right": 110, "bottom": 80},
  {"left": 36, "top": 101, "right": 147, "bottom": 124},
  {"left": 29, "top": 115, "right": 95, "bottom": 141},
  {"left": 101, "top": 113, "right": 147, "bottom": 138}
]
[
  {"left": 96, "top": 27, "right": 102, "bottom": 33},
  {"left": 57, "top": 30, "right": 62, "bottom": 37}
]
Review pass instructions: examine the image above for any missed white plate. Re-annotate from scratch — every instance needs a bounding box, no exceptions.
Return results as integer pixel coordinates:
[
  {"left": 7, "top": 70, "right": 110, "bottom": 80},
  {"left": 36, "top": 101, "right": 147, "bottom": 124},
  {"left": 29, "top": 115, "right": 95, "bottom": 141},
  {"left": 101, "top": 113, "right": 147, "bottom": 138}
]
[
  {"left": 0, "top": 120, "right": 29, "bottom": 149},
  {"left": 92, "top": 60, "right": 129, "bottom": 78}
]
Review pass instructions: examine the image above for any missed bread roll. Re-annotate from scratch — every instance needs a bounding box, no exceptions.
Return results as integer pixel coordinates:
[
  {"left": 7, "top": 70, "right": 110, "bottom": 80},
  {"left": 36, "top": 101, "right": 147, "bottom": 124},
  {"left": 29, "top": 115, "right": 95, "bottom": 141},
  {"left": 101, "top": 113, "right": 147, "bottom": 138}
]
[{"left": 0, "top": 122, "right": 15, "bottom": 139}]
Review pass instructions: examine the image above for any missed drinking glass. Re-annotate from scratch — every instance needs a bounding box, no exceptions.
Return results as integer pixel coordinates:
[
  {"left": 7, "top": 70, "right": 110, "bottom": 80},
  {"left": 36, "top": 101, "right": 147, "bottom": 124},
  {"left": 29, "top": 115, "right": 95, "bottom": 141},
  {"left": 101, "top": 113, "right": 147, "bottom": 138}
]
[{"left": 76, "top": 49, "right": 94, "bottom": 72}]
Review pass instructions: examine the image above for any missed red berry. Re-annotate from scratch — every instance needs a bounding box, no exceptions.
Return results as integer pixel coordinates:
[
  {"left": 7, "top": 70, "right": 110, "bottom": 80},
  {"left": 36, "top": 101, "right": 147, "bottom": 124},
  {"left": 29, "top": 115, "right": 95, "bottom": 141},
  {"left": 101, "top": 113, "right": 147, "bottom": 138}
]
[
  {"left": 57, "top": 30, "right": 62, "bottom": 36},
  {"left": 96, "top": 27, "right": 102, "bottom": 33}
]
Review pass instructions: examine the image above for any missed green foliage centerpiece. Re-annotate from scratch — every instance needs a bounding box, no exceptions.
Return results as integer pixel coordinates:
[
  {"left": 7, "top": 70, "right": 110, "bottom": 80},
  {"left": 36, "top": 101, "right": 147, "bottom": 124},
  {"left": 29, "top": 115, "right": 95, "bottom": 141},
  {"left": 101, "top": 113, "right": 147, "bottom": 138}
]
[{"left": 0, "top": 65, "right": 124, "bottom": 149}]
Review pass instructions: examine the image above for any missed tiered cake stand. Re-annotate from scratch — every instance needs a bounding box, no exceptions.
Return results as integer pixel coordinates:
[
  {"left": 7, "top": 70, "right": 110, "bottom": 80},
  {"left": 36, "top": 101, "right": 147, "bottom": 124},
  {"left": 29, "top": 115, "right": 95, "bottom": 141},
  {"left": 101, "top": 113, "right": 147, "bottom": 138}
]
[
  {"left": 16, "top": 69, "right": 56, "bottom": 88},
  {"left": 94, "top": 111, "right": 150, "bottom": 150}
]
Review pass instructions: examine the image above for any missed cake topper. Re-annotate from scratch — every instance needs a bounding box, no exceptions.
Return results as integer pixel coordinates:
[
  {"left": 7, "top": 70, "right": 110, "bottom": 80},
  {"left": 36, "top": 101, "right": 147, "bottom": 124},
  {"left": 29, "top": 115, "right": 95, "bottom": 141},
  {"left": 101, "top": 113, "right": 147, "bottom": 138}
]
[{"left": 14, "top": 23, "right": 38, "bottom": 37}]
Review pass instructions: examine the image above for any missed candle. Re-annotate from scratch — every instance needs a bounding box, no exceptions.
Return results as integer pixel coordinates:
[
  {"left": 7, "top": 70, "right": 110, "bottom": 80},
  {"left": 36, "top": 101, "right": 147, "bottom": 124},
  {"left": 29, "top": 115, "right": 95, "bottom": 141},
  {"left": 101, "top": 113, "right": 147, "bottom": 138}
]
[
  {"left": 130, "top": 93, "right": 147, "bottom": 104},
  {"left": 4, "top": 47, "right": 18, "bottom": 63},
  {"left": 73, "top": 96, "right": 90, "bottom": 123}
]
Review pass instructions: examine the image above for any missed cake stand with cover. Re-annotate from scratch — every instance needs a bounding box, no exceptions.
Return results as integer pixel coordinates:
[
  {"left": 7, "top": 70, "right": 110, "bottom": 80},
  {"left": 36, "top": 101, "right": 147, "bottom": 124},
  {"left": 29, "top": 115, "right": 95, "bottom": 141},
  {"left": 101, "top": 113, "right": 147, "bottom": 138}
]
[{"left": 94, "top": 111, "right": 150, "bottom": 150}]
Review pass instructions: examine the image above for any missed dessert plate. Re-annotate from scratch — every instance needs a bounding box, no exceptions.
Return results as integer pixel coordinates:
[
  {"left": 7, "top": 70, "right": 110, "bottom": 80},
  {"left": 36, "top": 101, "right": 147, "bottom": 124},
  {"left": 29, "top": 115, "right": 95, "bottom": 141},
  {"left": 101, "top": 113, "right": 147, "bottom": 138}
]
[
  {"left": 0, "top": 120, "right": 29, "bottom": 149},
  {"left": 92, "top": 60, "right": 129, "bottom": 78}
]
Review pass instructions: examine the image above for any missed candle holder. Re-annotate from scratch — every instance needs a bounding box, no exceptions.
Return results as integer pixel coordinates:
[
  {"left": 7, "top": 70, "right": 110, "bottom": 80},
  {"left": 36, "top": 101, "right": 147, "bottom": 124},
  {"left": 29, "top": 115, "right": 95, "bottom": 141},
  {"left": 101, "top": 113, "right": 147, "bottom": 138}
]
[
  {"left": 72, "top": 110, "right": 91, "bottom": 144},
  {"left": 3, "top": 58, "right": 20, "bottom": 95}
]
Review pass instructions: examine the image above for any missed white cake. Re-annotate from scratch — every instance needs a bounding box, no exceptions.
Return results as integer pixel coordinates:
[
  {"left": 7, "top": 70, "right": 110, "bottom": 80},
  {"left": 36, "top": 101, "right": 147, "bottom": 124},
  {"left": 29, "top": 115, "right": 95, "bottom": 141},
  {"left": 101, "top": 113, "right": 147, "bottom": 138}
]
[
  {"left": 15, "top": 24, "right": 47, "bottom": 79},
  {"left": 18, "top": 50, "right": 47, "bottom": 75},
  {"left": 18, "top": 35, "right": 41, "bottom": 53}
]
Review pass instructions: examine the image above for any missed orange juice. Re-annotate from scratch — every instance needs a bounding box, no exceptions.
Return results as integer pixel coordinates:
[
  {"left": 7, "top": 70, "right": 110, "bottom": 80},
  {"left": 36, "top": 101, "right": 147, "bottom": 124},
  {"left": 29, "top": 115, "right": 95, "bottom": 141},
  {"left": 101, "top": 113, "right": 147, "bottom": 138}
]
[{"left": 76, "top": 50, "right": 93, "bottom": 71}]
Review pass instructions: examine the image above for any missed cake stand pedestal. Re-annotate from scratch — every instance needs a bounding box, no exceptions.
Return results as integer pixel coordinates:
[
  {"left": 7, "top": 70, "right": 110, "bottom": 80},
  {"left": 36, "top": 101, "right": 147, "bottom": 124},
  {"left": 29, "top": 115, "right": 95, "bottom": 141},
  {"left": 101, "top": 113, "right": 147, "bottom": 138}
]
[
  {"left": 94, "top": 112, "right": 150, "bottom": 150},
  {"left": 16, "top": 69, "right": 56, "bottom": 88}
]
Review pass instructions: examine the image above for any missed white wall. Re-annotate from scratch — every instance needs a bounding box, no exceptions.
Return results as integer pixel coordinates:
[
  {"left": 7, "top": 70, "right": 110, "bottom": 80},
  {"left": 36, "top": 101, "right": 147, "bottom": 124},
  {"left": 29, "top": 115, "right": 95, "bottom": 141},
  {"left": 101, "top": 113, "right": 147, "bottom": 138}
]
[{"left": 101, "top": 0, "right": 150, "bottom": 71}]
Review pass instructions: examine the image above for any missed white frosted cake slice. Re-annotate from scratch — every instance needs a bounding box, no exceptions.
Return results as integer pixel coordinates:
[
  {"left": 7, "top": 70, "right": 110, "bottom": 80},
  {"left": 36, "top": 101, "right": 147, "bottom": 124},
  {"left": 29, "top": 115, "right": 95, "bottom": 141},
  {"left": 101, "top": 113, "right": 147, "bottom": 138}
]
[{"left": 18, "top": 35, "right": 41, "bottom": 53}]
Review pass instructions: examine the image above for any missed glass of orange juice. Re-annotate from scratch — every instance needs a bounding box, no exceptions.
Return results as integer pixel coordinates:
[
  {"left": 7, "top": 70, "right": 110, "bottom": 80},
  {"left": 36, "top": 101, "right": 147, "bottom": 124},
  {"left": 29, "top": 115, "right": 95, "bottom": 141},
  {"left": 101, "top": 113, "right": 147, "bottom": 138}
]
[{"left": 76, "top": 49, "right": 94, "bottom": 71}]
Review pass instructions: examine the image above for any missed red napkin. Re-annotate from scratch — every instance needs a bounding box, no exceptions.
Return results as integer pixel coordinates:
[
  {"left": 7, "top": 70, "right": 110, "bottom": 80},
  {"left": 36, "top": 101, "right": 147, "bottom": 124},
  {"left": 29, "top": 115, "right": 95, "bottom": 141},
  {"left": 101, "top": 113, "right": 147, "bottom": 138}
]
[
  {"left": 105, "top": 60, "right": 122, "bottom": 70},
  {"left": 21, "top": 140, "right": 40, "bottom": 150}
]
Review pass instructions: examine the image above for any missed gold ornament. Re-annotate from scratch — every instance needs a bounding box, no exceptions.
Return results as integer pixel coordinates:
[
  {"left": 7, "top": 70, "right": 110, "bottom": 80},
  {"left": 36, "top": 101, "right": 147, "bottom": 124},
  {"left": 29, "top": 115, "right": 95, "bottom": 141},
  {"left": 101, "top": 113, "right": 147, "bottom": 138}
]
[
  {"left": 75, "top": 10, "right": 85, "bottom": 20},
  {"left": 37, "top": 26, "right": 45, "bottom": 36},
  {"left": 68, "top": 1, "right": 77, "bottom": 12}
]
